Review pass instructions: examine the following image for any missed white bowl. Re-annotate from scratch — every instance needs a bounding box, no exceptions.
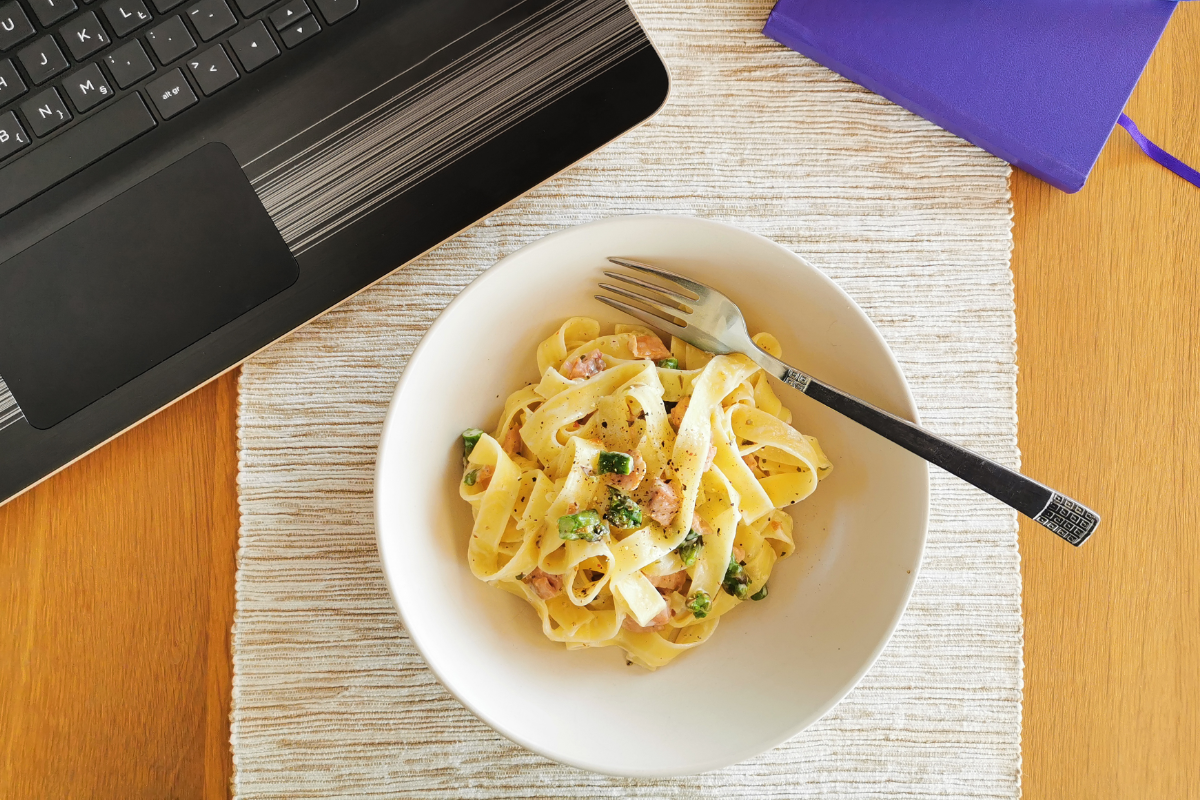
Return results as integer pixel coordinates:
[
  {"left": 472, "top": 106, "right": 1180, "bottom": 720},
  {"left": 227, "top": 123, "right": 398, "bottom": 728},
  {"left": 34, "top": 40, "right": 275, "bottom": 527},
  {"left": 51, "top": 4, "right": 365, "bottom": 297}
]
[{"left": 374, "top": 215, "right": 928, "bottom": 777}]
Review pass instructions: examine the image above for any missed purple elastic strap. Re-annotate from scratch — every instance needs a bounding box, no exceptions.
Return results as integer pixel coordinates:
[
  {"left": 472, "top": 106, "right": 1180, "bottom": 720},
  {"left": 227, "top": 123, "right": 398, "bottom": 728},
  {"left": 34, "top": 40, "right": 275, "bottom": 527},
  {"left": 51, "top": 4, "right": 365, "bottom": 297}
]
[{"left": 1118, "top": 113, "right": 1200, "bottom": 189}]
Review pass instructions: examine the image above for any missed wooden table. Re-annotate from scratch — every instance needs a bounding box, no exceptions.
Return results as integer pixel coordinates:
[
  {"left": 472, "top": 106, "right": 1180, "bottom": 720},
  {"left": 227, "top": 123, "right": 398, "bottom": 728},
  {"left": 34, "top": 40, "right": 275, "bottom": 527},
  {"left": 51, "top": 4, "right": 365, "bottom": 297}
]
[{"left": 3, "top": 8, "right": 1198, "bottom": 797}]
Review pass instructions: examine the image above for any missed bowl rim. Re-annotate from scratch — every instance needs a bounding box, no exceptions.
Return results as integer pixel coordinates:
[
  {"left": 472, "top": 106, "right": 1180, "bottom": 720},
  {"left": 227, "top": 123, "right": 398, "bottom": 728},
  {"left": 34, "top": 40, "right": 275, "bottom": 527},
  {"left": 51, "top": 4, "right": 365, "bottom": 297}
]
[{"left": 373, "top": 214, "right": 930, "bottom": 777}]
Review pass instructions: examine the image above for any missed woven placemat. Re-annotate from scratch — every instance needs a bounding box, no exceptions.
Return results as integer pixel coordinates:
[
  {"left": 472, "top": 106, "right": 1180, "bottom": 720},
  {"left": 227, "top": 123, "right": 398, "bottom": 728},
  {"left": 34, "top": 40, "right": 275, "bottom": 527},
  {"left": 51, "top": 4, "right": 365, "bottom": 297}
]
[{"left": 232, "top": 0, "right": 1020, "bottom": 797}]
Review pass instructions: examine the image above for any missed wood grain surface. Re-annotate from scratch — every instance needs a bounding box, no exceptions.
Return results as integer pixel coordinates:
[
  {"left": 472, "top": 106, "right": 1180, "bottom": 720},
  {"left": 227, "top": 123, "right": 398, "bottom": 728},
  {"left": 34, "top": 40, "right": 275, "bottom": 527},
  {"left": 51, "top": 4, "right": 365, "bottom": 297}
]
[
  {"left": 1013, "top": 7, "right": 1200, "bottom": 799},
  {"left": 1, "top": 7, "right": 1198, "bottom": 797},
  {"left": 0, "top": 374, "right": 239, "bottom": 799}
]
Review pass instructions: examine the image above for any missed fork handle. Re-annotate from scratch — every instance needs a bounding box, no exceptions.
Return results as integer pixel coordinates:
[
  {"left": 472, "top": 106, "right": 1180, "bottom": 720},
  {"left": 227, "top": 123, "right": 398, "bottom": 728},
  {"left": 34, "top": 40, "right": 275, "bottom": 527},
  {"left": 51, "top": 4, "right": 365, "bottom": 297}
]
[{"left": 759, "top": 355, "right": 1099, "bottom": 546}]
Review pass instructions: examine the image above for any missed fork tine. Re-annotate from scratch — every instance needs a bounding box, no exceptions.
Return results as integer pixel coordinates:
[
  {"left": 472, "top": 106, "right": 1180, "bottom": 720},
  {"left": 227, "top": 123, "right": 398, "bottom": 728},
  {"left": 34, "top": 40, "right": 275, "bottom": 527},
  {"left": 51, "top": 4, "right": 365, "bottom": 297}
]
[
  {"left": 607, "top": 258, "right": 707, "bottom": 298},
  {"left": 594, "top": 296, "right": 689, "bottom": 340},
  {"left": 598, "top": 283, "right": 690, "bottom": 320},
  {"left": 602, "top": 271, "right": 692, "bottom": 305}
]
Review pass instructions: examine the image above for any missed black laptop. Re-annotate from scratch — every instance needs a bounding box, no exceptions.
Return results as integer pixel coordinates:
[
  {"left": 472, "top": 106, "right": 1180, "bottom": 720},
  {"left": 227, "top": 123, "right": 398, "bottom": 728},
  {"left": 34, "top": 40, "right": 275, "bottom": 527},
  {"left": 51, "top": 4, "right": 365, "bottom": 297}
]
[{"left": 0, "top": 0, "right": 668, "bottom": 505}]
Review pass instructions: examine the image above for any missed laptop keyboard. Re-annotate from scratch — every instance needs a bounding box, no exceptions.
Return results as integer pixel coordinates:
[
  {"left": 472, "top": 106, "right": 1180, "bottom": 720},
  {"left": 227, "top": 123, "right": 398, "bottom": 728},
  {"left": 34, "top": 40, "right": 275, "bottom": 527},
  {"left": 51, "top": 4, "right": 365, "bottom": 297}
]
[{"left": 0, "top": 0, "right": 357, "bottom": 197}]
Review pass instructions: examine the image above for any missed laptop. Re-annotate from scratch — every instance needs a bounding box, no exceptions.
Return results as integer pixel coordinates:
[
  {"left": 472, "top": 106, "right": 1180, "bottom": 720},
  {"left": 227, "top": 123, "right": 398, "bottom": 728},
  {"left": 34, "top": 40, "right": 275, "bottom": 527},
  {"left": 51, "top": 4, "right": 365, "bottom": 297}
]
[{"left": 0, "top": 0, "right": 669, "bottom": 505}]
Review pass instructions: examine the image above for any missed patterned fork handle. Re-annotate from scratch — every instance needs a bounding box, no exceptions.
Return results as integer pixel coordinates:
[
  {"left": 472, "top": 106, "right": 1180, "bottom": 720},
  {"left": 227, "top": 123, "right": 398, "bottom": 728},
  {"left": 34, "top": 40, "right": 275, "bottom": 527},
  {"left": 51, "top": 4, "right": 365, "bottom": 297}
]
[{"left": 762, "top": 355, "right": 1100, "bottom": 546}]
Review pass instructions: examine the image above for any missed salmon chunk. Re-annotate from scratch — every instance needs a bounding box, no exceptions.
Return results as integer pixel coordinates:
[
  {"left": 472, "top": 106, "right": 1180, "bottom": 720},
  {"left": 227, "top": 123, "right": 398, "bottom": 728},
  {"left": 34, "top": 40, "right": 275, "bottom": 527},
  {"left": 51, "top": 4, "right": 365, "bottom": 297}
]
[
  {"left": 668, "top": 395, "right": 690, "bottom": 430},
  {"left": 622, "top": 605, "right": 672, "bottom": 633},
  {"left": 603, "top": 450, "right": 647, "bottom": 492},
  {"left": 476, "top": 464, "right": 494, "bottom": 488},
  {"left": 631, "top": 334, "right": 672, "bottom": 361},
  {"left": 646, "top": 569, "right": 688, "bottom": 594},
  {"left": 646, "top": 478, "right": 682, "bottom": 526},
  {"left": 563, "top": 349, "right": 606, "bottom": 380},
  {"left": 501, "top": 425, "right": 522, "bottom": 457},
  {"left": 523, "top": 567, "right": 563, "bottom": 600}
]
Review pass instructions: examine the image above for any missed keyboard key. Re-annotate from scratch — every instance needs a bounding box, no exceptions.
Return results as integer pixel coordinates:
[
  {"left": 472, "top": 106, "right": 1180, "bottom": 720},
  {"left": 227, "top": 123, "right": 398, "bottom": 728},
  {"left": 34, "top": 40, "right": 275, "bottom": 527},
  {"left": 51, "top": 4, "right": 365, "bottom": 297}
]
[
  {"left": 0, "top": 58, "right": 26, "bottom": 104},
  {"left": 0, "top": 110, "right": 30, "bottom": 160},
  {"left": 186, "top": 0, "right": 235, "bottom": 41},
  {"left": 63, "top": 62, "right": 113, "bottom": 112},
  {"left": 146, "top": 67, "right": 195, "bottom": 118},
  {"left": 151, "top": 0, "right": 185, "bottom": 11},
  {"left": 314, "top": 0, "right": 355, "bottom": 25},
  {"left": 146, "top": 15, "right": 194, "bottom": 63},
  {"left": 101, "top": 0, "right": 153, "bottom": 37},
  {"left": 269, "top": 0, "right": 307, "bottom": 31},
  {"left": 279, "top": 15, "right": 318, "bottom": 48},
  {"left": 186, "top": 43, "right": 236, "bottom": 95},
  {"left": 233, "top": 0, "right": 272, "bottom": 15},
  {"left": 0, "top": 2, "right": 36, "bottom": 51},
  {"left": 105, "top": 39, "right": 154, "bottom": 87},
  {"left": 0, "top": 93, "right": 155, "bottom": 215},
  {"left": 21, "top": 87, "right": 72, "bottom": 136},
  {"left": 28, "top": 0, "right": 77, "bottom": 27},
  {"left": 228, "top": 20, "right": 276, "bottom": 72},
  {"left": 60, "top": 12, "right": 111, "bottom": 61},
  {"left": 18, "top": 36, "right": 69, "bottom": 84}
]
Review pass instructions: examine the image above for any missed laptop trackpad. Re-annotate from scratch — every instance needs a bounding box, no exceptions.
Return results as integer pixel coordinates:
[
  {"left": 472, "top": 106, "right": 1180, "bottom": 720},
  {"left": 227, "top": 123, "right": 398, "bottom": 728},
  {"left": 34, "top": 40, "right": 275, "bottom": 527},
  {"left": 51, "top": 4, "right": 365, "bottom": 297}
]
[{"left": 0, "top": 143, "right": 298, "bottom": 430}]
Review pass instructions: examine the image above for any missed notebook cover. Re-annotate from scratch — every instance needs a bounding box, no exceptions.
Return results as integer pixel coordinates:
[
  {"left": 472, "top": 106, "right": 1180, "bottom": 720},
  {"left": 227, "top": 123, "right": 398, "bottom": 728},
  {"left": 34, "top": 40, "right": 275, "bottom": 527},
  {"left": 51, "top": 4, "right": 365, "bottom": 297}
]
[{"left": 763, "top": 0, "right": 1178, "bottom": 193}]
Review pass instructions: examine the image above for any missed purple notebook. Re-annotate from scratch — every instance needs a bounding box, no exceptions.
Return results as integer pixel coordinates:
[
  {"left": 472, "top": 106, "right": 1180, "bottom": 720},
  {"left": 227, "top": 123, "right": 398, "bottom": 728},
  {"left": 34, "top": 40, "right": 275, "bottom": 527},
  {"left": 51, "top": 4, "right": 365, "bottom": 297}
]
[{"left": 763, "top": 0, "right": 1179, "bottom": 193}]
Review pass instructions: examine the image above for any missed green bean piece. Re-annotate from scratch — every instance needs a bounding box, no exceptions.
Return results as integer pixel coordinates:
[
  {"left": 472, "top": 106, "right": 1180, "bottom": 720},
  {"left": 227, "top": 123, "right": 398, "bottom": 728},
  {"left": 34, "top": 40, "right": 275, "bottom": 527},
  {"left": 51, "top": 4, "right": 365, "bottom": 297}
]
[
  {"left": 657, "top": 357, "right": 679, "bottom": 370},
  {"left": 462, "top": 428, "right": 485, "bottom": 457},
  {"left": 750, "top": 583, "right": 769, "bottom": 601},
  {"left": 722, "top": 554, "right": 752, "bottom": 600},
  {"left": 675, "top": 528, "right": 703, "bottom": 567},
  {"left": 605, "top": 488, "right": 643, "bottom": 529},
  {"left": 463, "top": 469, "right": 479, "bottom": 486},
  {"left": 597, "top": 451, "right": 634, "bottom": 475},
  {"left": 557, "top": 509, "right": 608, "bottom": 542},
  {"left": 686, "top": 590, "right": 712, "bottom": 619}
]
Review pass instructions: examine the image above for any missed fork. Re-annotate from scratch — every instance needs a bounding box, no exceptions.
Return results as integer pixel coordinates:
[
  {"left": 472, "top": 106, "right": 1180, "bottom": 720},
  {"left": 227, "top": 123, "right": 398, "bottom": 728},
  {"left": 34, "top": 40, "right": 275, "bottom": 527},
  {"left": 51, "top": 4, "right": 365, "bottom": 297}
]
[{"left": 597, "top": 257, "right": 1100, "bottom": 547}]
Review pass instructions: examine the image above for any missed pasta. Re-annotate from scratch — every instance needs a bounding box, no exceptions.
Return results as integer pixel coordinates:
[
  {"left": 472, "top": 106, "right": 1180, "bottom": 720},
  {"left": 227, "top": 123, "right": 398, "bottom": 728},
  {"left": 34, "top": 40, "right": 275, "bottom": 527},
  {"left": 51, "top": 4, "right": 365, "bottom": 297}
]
[{"left": 457, "top": 318, "right": 832, "bottom": 669}]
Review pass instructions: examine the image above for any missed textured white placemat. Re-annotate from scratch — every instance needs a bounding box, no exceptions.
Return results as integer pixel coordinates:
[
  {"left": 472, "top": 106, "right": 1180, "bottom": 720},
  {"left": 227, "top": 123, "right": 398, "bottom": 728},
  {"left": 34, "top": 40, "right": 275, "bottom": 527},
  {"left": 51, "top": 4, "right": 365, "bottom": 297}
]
[{"left": 232, "top": 1, "right": 1021, "bottom": 797}]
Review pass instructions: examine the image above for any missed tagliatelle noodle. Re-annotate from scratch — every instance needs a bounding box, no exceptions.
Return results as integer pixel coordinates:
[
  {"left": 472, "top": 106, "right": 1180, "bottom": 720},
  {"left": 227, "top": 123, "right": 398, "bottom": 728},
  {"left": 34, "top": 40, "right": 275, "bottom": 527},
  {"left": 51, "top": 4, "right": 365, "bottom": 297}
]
[{"left": 455, "top": 318, "right": 832, "bottom": 669}]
